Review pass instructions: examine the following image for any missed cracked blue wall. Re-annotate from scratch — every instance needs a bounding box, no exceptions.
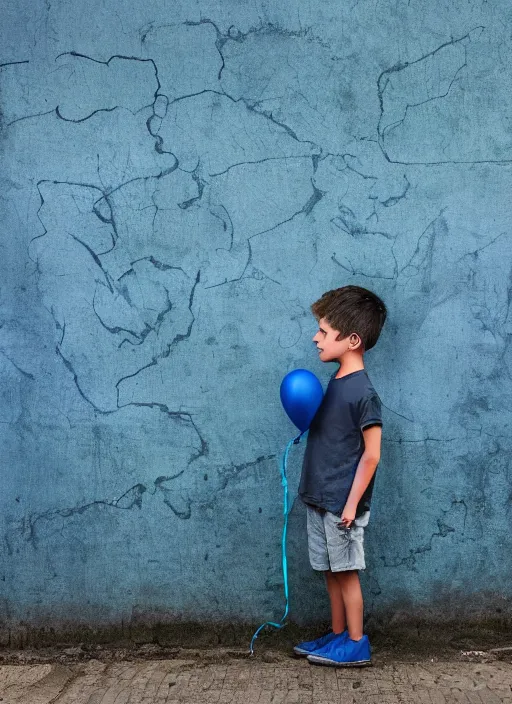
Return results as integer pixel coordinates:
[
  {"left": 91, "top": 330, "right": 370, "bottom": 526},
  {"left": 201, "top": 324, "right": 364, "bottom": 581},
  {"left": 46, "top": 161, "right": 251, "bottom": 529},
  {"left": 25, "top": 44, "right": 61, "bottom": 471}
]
[{"left": 1, "top": 0, "right": 512, "bottom": 633}]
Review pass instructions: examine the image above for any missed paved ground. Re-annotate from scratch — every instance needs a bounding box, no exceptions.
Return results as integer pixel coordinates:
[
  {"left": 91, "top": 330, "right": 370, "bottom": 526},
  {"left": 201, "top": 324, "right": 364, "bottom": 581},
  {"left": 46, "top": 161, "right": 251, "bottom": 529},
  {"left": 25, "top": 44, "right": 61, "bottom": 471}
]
[{"left": 1, "top": 649, "right": 512, "bottom": 704}]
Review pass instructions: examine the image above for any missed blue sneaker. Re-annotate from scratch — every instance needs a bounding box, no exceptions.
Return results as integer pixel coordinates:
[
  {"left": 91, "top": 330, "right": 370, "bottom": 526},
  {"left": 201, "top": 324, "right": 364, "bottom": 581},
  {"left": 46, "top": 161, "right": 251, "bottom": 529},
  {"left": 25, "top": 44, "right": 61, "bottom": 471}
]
[
  {"left": 307, "top": 634, "right": 372, "bottom": 667},
  {"left": 293, "top": 630, "right": 346, "bottom": 657}
]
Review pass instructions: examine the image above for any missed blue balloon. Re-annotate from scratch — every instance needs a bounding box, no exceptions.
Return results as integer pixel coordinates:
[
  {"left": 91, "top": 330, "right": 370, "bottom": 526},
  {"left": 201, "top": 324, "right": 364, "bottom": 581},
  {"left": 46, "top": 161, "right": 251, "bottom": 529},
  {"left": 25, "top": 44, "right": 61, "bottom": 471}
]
[{"left": 280, "top": 369, "right": 324, "bottom": 432}]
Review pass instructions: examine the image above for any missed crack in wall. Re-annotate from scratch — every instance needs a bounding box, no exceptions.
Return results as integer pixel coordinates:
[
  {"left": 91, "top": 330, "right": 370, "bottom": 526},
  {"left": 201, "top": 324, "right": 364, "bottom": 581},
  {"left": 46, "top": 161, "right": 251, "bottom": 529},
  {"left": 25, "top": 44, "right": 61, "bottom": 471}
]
[
  {"left": 382, "top": 176, "right": 410, "bottom": 208},
  {"left": 217, "top": 454, "right": 277, "bottom": 490},
  {"left": 203, "top": 174, "right": 323, "bottom": 291},
  {"left": 380, "top": 500, "right": 468, "bottom": 571},
  {"left": 0, "top": 350, "right": 35, "bottom": 380},
  {"left": 19, "top": 483, "right": 148, "bottom": 548},
  {"left": 14, "top": 451, "right": 278, "bottom": 547},
  {"left": 208, "top": 154, "right": 314, "bottom": 178},
  {"left": 0, "top": 60, "right": 29, "bottom": 69},
  {"left": 375, "top": 26, "right": 512, "bottom": 165}
]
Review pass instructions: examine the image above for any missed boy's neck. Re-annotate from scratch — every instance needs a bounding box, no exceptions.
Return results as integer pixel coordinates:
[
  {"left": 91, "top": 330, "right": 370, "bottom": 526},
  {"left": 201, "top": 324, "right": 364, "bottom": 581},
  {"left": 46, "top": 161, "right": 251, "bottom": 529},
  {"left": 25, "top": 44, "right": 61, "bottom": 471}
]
[{"left": 334, "top": 353, "right": 365, "bottom": 379}]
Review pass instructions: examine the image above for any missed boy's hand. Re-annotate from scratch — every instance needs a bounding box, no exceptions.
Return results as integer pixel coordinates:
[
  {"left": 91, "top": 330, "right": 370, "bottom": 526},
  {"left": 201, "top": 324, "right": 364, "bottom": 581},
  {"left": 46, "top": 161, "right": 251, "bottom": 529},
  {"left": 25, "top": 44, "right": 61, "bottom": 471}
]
[{"left": 340, "top": 503, "right": 357, "bottom": 528}]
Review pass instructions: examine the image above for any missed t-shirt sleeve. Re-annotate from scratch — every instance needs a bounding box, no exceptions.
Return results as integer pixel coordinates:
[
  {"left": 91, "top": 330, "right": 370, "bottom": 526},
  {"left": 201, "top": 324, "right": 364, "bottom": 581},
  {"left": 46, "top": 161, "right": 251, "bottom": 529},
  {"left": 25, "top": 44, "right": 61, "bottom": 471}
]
[{"left": 358, "top": 392, "right": 383, "bottom": 430}]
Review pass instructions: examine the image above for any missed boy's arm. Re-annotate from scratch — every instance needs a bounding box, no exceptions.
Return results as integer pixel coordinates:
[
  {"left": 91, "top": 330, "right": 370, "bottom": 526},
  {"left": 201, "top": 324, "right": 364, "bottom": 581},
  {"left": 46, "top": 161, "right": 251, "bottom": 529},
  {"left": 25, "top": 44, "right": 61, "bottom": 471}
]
[{"left": 340, "top": 425, "right": 382, "bottom": 528}]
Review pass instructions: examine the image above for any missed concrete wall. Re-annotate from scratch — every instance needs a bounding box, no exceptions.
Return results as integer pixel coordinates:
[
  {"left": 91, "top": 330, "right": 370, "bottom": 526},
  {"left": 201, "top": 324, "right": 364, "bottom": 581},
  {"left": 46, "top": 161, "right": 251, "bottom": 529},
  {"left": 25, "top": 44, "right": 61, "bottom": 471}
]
[{"left": 1, "top": 0, "right": 512, "bottom": 636}]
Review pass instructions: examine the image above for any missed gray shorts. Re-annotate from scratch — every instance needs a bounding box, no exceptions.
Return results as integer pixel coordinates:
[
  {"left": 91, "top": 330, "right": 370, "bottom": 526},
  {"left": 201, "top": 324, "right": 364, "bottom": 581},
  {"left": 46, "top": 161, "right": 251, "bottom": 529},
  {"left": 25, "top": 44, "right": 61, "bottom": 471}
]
[{"left": 306, "top": 505, "right": 370, "bottom": 572}]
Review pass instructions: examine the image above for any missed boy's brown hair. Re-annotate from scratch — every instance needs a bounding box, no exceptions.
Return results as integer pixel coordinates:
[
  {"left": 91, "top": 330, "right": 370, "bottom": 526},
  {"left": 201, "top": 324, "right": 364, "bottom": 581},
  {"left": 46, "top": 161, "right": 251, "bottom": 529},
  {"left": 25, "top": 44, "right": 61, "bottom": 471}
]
[{"left": 311, "top": 285, "right": 387, "bottom": 351}]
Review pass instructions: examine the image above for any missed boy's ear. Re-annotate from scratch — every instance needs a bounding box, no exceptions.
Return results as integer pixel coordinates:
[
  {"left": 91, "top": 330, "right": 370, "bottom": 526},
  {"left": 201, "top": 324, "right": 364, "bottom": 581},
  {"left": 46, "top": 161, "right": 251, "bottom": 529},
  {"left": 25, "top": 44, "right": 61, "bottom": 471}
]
[{"left": 349, "top": 333, "right": 363, "bottom": 350}]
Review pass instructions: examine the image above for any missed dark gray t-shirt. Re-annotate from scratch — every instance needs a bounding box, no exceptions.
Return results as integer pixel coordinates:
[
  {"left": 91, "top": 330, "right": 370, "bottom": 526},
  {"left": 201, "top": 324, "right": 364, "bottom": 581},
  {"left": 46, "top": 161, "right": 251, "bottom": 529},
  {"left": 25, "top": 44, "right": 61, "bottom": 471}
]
[{"left": 298, "top": 369, "right": 383, "bottom": 517}]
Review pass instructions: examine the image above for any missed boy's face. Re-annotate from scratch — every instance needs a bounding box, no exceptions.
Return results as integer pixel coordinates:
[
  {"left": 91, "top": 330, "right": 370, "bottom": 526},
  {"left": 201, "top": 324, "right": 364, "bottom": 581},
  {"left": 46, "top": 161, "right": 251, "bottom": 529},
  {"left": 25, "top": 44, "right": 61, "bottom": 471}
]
[{"left": 312, "top": 317, "right": 361, "bottom": 362}]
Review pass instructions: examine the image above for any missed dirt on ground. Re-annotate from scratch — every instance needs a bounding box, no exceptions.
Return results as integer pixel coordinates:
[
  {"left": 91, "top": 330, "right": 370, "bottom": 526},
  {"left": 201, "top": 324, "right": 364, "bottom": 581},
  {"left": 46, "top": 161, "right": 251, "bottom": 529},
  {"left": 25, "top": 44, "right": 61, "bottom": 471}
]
[{"left": 1, "top": 623, "right": 512, "bottom": 668}]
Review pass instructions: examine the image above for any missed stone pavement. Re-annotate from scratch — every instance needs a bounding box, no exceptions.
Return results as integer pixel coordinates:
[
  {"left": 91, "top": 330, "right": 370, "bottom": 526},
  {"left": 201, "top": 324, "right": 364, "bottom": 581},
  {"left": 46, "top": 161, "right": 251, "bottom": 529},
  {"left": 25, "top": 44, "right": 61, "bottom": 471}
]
[{"left": 1, "top": 651, "right": 512, "bottom": 704}]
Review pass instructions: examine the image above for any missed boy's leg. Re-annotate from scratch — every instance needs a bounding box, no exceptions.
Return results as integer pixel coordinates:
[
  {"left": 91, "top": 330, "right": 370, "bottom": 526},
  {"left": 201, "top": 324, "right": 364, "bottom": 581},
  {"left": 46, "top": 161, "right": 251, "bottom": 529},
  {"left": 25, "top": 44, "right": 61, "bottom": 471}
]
[
  {"left": 306, "top": 515, "right": 371, "bottom": 666},
  {"left": 307, "top": 568, "right": 371, "bottom": 666},
  {"left": 294, "top": 509, "right": 347, "bottom": 657},
  {"left": 334, "top": 570, "right": 363, "bottom": 641},
  {"left": 324, "top": 570, "right": 347, "bottom": 634}
]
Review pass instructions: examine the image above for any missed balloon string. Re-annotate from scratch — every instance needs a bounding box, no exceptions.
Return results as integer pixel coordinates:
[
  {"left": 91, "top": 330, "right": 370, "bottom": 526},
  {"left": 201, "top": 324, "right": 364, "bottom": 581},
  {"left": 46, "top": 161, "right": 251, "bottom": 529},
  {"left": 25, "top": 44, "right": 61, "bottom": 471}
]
[{"left": 249, "top": 430, "right": 304, "bottom": 656}]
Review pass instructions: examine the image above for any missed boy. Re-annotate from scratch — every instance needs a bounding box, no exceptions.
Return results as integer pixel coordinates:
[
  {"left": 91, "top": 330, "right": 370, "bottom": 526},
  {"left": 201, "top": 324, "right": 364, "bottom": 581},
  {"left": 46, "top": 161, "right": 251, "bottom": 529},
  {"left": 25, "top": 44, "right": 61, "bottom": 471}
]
[{"left": 294, "top": 285, "right": 387, "bottom": 667}]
